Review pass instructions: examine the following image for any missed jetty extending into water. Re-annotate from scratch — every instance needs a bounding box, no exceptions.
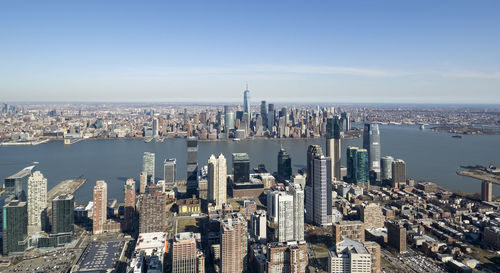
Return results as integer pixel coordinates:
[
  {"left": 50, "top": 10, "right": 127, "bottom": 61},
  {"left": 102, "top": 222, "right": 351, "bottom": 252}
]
[{"left": 47, "top": 176, "right": 87, "bottom": 209}]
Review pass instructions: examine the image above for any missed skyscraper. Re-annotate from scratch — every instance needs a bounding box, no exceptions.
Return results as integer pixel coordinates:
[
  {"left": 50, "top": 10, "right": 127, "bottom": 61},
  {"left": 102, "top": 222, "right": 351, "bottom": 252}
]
[
  {"left": 346, "top": 147, "right": 359, "bottom": 183},
  {"left": 306, "top": 145, "right": 323, "bottom": 187},
  {"left": 277, "top": 147, "right": 292, "bottom": 181},
  {"left": 93, "top": 180, "right": 107, "bottom": 235},
  {"left": 124, "top": 178, "right": 136, "bottom": 232},
  {"left": 341, "top": 112, "right": 351, "bottom": 131},
  {"left": 232, "top": 153, "right": 250, "bottom": 183},
  {"left": 172, "top": 232, "right": 198, "bottom": 273},
  {"left": 224, "top": 106, "right": 235, "bottom": 131},
  {"left": 164, "top": 158, "right": 177, "bottom": 187},
  {"left": 268, "top": 103, "right": 275, "bottom": 129},
  {"left": 142, "top": 152, "right": 155, "bottom": 184},
  {"left": 305, "top": 145, "right": 323, "bottom": 224},
  {"left": 481, "top": 181, "right": 492, "bottom": 202},
  {"left": 220, "top": 218, "right": 243, "bottom": 273},
  {"left": 51, "top": 194, "right": 74, "bottom": 236},
  {"left": 391, "top": 159, "right": 406, "bottom": 188},
  {"left": 310, "top": 155, "right": 333, "bottom": 226},
  {"left": 139, "top": 171, "right": 147, "bottom": 194},
  {"left": 260, "top": 100, "right": 268, "bottom": 129},
  {"left": 186, "top": 137, "right": 199, "bottom": 193},
  {"left": 4, "top": 166, "right": 33, "bottom": 202},
  {"left": 243, "top": 87, "right": 250, "bottom": 119},
  {"left": 153, "top": 118, "right": 159, "bottom": 137},
  {"left": 27, "top": 171, "right": 47, "bottom": 234},
  {"left": 139, "top": 190, "right": 166, "bottom": 233},
  {"left": 208, "top": 154, "right": 227, "bottom": 209},
  {"left": 276, "top": 192, "right": 294, "bottom": 243},
  {"left": 326, "top": 116, "right": 342, "bottom": 181},
  {"left": 380, "top": 156, "right": 394, "bottom": 182},
  {"left": 363, "top": 124, "right": 381, "bottom": 178},
  {"left": 356, "top": 149, "right": 369, "bottom": 184},
  {"left": 2, "top": 200, "right": 28, "bottom": 255},
  {"left": 250, "top": 210, "right": 267, "bottom": 242},
  {"left": 289, "top": 183, "right": 305, "bottom": 242}
]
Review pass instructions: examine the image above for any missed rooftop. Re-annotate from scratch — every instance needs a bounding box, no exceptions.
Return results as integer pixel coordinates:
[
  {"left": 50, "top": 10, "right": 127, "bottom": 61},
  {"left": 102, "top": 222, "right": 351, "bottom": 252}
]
[
  {"left": 6, "top": 166, "right": 34, "bottom": 179},
  {"left": 75, "top": 241, "right": 123, "bottom": 272}
]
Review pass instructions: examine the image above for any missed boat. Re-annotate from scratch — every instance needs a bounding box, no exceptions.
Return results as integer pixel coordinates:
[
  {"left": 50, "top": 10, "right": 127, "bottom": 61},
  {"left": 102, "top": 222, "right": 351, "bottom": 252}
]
[
  {"left": 233, "top": 138, "right": 240, "bottom": 141},
  {"left": 452, "top": 135, "right": 463, "bottom": 139}
]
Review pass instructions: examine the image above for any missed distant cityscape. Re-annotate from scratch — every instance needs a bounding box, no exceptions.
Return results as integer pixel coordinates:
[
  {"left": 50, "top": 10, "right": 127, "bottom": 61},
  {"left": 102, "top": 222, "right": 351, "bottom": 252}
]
[
  {"left": 2, "top": 89, "right": 500, "bottom": 147},
  {"left": 0, "top": 89, "right": 499, "bottom": 273}
]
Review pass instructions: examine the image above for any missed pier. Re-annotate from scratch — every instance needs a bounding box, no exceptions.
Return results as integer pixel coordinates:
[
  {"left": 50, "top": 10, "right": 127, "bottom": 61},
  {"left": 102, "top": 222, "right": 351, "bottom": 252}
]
[
  {"left": 457, "top": 170, "right": 500, "bottom": 185},
  {"left": 46, "top": 177, "right": 86, "bottom": 213},
  {"left": 64, "top": 138, "right": 83, "bottom": 145}
]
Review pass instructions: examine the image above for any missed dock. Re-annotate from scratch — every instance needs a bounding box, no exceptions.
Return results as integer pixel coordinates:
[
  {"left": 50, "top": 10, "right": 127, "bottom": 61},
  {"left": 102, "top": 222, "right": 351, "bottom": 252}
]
[
  {"left": 457, "top": 170, "right": 500, "bottom": 185},
  {"left": 47, "top": 177, "right": 86, "bottom": 212}
]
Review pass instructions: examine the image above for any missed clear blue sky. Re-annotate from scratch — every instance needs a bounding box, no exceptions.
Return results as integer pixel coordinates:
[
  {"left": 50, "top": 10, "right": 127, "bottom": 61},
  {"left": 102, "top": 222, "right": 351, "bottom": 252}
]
[{"left": 1, "top": 0, "right": 499, "bottom": 103}]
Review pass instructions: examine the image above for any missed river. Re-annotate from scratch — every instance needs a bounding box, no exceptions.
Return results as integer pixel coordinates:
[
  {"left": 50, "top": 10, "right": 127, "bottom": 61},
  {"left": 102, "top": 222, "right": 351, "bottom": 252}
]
[{"left": 0, "top": 124, "right": 498, "bottom": 204}]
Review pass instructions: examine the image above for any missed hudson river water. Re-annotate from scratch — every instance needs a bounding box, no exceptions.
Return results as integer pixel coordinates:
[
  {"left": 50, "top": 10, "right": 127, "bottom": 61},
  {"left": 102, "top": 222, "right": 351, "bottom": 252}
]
[{"left": 0, "top": 125, "right": 498, "bottom": 204}]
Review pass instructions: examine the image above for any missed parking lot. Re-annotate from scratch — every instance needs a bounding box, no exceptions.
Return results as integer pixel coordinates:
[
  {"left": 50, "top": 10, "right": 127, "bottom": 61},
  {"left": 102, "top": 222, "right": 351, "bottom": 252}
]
[{"left": 2, "top": 248, "right": 81, "bottom": 273}]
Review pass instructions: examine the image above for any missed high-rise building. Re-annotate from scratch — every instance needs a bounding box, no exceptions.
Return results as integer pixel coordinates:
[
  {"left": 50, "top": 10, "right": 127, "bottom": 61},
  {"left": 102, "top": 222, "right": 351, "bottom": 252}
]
[
  {"left": 260, "top": 100, "right": 268, "bottom": 129},
  {"left": 164, "top": 158, "right": 177, "bottom": 187},
  {"left": 268, "top": 103, "right": 275, "bottom": 129},
  {"left": 27, "top": 171, "right": 47, "bottom": 234},
  {"left": 363, "top": 124, "right": 381, "bottom": 178},
  {"left": 93, "top": 180, "right": 107, "bottom": 235},
  {"left": 139, "top": 190, "right": 166, "bottom": 233},
  {"left": 172, "top": 232, "right": 198, "bottom": 273},
  {"left": 2, "top": 200, "right": 28, "bottom": 255},
  {"left": 139, "top": 171, "right": 147, "bottom": 194},
  {"left": 387, "top": 221, "right": 407, "bottom": 254},
  {"left": 208, "top": 154, "right": 227, "bottom": 209},
  {"left": 224, "top": 106, "right": 235, "bottom": 131},
  {"left": 341, "top": 112, "right": 351, "bottom": 131},
  {"left": 186, "top": 137, "right": 199, "bottom": 193},
  {"left": 153, "top": 118, "right": 159, "bottom": 137},
  {"left": 306, "top": 145, "right": 323, "bottom": 187},
  {"left": 481, "top": 181, "right": 492, "bottom": 202},
  {"left": 328, "top": 238, "right": 372, "bottom": 273},
  {"left": 124, "top": 178, "right": 136, "bottom": 232},
  {"left": 142, "top": 152, "right": 155, "bottom": 184},
  {"left": 346, "top": 147, "right": 358, "bottom": 183},
  {"left": 391, "top": 159, "right": 406, "bottom": 188},
  {"left": 51, "top": 194, "right": 74, "bottom": 236},
  {"left": 326, "top": 116, "right": 342, "bottom": 181},
  {"left": 360, "top": 203, "right": 384, "bottom": 229},
  {"left": 267, "top": 241, "right": 308, "bottom": 273},
  {"left": 364, "top": 241, "right": 381, "bottom": 273},
  {"left": 355, "top": 149, "right": 369, "bottom": 184},
  {"left": 289, "top": 183, "right": 305, "bottom": 242},
  {"left": 220, "top": 217, "right": 244, "bottom": 273},
  {"left": 243, "top": 87, "right": 250, "bottom": 119},
  {"left": 380, "top": 156, "right": 394, "bottom": 182},
  {"left": 232, "top": 153, "right": 250, "bottom": 183},
  {"left": 309, "top": 155, "right": 333, "bottom": 226},
  {"left": 332, "top": 221, "right": 365, "bottom": 244},
  {"left": 277, "top": 147, "right": 292, "bottom": 181},
  {"left": 277, "top": 193, "right": 294, "bottom": 243},
  {"left": 4, "top": 166, "right": 33, "bottom": 202},
  {"left": 250, "top": 210, "right": 267, "bottom": 242}
]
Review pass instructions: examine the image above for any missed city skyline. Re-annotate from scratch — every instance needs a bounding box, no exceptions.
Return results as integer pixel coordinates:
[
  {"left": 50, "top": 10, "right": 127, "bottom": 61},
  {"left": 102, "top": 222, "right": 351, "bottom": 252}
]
[{"left": 1, "top": 1, "right": 500, "bottom": 103}]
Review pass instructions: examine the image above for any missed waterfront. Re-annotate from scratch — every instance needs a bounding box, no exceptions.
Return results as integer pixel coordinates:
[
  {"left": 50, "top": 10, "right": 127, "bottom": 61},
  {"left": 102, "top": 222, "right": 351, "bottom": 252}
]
[{"left": 0, "top": 124, "right": 498, "bottom": 204}]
